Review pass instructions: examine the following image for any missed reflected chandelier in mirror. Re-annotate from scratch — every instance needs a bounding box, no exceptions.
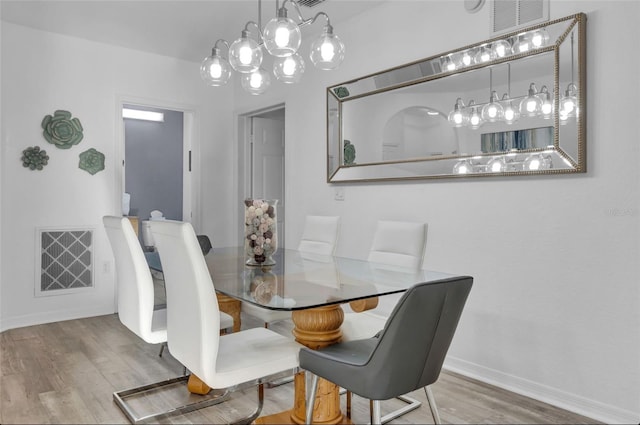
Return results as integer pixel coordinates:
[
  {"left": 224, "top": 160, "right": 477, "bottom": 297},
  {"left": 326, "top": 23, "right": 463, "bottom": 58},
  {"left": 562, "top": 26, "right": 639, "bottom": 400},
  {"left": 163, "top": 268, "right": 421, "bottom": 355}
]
[{"left": 327, "top": 13, "right": 586, "bottom": 182}]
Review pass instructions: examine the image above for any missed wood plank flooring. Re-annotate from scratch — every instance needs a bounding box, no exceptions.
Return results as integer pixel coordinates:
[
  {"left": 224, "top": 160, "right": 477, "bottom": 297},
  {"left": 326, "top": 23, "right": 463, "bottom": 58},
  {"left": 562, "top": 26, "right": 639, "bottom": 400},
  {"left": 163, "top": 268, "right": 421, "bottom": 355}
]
[{"left": 1, "top": 311, "right": 599, "bottom": 424}]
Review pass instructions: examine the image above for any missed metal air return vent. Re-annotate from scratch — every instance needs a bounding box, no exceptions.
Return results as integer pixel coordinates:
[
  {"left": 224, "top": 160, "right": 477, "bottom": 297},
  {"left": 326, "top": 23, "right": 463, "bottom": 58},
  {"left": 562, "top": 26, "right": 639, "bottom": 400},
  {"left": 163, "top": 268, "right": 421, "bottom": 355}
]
[
  {"left": 297, "top": 0, "right": 326, "bottom": 8},
  {"left": 491, "top": 0, "right": 549, "bottom": 34}
]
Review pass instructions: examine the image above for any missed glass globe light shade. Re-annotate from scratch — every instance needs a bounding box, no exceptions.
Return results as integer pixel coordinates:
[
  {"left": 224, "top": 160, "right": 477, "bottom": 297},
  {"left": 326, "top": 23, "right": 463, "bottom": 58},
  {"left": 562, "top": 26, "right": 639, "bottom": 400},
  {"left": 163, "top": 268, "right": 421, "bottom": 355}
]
[
  {"left": 524, "top": 154, "right": 552, "bottom": 171},
  {"left": 310, "top": 25, "right": 345, "bottom": 70},
  {"left": 200, "top": 49, "right": 232, "bottom": 86},
  {"left": 474, "top": 45, "right": 494, "bottom": 64},
  {"left": 453, "top": 160, "right": 473, "bottom": 174},
  {"left": 263, "top": 8, "right": 301, "bottom": 57},
  {"left": 447, "top": 98, "right": 468, "bottom": 127},
  {"left": 519, "top": 83, "right": 542, "bottom": 117},
  {"left": 491, "top": 39, "right": 512, "bottom": 58},
  {"left": 241, "top": 68, "right": 271, "bottom": 95},
  {"left": 273, "top": 53, "right": 305, "bottom": 83},
  {"left": 530, "top": 29, "right": 549, "bottom": 48},
  {"left": 229, "top": 31, "right": 263, "bottom": 73},
  {"left": 559, "top": 83, "right": 578, "bottom": 123},
  {"left": 441, "top": 54, "right": 458, "bottom": 72},
  {"left": 468, "top": 106, "right": 483, "bottom": 130},
  {"left": 539, "top": 85, "right": 554, "bottom": 118},
  {"left": 481, "top": 91, "right": 504, "bottom": 122},
  {"left": 513, "top": 34, "right": 532, "bottom": 54},
  {"left": 486, "top": 156, "right": 508, "bottom": 173},
  {"left": 460, "top": 50, "right": 475, "bottom": 67},
  {"left": 501, "top": 94, "right": 520, "bottom": 124}
]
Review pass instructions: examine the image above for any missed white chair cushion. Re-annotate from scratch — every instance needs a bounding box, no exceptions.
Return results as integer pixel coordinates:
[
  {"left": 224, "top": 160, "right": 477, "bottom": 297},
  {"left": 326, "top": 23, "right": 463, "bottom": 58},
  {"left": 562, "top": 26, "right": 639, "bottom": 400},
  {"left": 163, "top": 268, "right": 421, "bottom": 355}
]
[
  {"left": 241, "top": 302, "right": 291, "bottom": 324},
  {"left": 220, "top": 311, "right": 234, "bottom": 330},
  {"left": 208, "top": 327, "right": 300, "bottom": 388},
  {"left": 341, "top": 311, "right": 387, "bottom": 342}
]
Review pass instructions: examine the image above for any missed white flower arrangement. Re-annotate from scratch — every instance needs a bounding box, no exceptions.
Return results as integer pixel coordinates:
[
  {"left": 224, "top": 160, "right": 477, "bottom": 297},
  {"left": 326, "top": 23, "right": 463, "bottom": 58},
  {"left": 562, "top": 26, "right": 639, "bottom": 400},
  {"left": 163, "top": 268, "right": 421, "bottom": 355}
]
[{"left": 244, "top": 198, "right": 277, "bottom": 265}]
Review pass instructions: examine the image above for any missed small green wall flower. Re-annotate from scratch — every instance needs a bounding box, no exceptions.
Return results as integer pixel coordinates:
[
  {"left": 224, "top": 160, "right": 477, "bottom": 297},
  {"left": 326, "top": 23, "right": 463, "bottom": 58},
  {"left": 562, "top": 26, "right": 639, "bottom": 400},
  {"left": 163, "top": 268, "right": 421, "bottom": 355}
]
[
  {"left": 42, "top": 110, "right": 83, "bottom": 149},
  {"left": 78, "top": 148, "right": 105, "bottom": 175},
  {"left": 21, "top": 146, "right": 49, "bottom": 170}
]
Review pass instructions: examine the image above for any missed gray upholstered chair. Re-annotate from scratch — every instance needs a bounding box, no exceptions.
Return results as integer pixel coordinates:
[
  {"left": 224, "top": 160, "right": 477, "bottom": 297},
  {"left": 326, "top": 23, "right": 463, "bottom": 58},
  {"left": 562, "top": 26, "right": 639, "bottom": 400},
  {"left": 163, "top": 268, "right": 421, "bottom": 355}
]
[{"left": 301, "top": 276, "right": 473, "bottom": 425}]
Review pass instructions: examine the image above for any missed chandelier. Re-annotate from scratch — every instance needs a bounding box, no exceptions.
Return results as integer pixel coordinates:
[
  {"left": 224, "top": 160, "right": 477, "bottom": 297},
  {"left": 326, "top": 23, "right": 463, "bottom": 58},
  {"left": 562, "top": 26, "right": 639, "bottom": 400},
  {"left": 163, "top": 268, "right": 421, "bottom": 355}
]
[{"left": 200, "top": 0, "right": 345, "bottom": 95}]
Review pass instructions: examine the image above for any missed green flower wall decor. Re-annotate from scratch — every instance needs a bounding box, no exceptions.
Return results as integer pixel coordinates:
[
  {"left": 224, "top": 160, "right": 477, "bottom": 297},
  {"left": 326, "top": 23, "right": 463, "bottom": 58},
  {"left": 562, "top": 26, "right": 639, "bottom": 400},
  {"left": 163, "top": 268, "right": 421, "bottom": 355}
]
[
  {"left": 333, "top": 86, "right": 350, "bottom": 98},
  {"left": 21, "top": 146, "right": 49, "bottom": 170},
  {"left": 42, "top": 110, "right": 84, "bottom": 149},
  {"left": 78, "top": 148, "right": 105, "bottom": 175},
  {"left": 344, "top": 140, "right": 356, "bottom": 165}
]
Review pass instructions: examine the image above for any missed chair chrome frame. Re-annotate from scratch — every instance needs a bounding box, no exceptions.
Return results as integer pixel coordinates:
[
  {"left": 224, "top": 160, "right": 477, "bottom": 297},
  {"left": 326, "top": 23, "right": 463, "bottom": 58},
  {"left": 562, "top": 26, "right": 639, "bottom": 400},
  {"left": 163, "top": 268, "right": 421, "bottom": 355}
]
[{"left": 114, "top": 368, "right": 298, "bottom": 424}]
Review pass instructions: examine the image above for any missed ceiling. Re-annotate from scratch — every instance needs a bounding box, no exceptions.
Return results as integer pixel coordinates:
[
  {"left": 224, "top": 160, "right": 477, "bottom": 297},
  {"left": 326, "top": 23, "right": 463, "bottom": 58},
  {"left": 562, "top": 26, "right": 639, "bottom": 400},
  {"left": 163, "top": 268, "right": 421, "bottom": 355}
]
[{"left": 0, "top": 0, "right": 385, "bottom": 63}]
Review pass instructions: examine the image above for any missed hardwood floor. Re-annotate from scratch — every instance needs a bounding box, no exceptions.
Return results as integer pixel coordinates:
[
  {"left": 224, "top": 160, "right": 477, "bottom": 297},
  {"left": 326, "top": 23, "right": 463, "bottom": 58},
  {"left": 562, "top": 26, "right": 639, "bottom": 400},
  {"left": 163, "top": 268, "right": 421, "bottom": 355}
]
[{"left": 1, "top": 312, "right": 599, "bottom": 424}]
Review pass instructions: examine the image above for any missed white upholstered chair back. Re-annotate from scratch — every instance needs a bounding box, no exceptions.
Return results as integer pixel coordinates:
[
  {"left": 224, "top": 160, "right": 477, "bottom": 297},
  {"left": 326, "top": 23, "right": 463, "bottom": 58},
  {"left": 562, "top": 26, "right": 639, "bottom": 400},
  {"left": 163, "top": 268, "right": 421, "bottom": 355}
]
[
  {"left": 367, "top": 220, "right": 427, "bottom": 269},
  {"left": 297, "top": 215, "right": 340, "bottom": 255},
  {"left": 103, "top": 216, "right": 166, "bottom": 344},
  {"left": 150, "top": 220, "right": 221, "bottom": 383}
]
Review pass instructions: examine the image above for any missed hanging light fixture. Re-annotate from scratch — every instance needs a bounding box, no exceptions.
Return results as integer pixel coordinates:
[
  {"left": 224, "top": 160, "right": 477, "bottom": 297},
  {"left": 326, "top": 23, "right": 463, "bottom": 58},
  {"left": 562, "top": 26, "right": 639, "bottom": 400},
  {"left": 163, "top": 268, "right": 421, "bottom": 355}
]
[
  {"left": 447, "top": 98, "right": 468, "bottom": 127},
  {"left": 263, "top": 5, "right": 302, "bottom": 57},
  {"left": 560, "top": 32, "right": 579, "bottom": 123},
  {"left": 519, "top": 83, "right": 543, "bottom": 117},
  {"left": 229, "top": 24, "right": 263, "bottom": 73},
  {"left": 491, "top": 39, "right": 512, "bottom": 58},
  {"left": 273, "top": 53, "right": 306, "bottom": 83},
  {"left": 200, "top": 40, "right": 233, "bottom": 86},
  {"left": 241, "top": 67, "right": 271, "bottom": 95},
  {"left": 467, "top": 101, "right": 483, "bottom": 129},
  {"left": 200, "top": 0, "right": 345, "bottom": 94},
  {"left": 309, "top": 21, "right": 345, "bottom": 70},
  {"left": 502, "top": 94, "right": 520, "bottom": 124},
  {"left": 474, "top": 44, "right": 494, "bottom": 64},
  {"left": 539, "top": 85, "right": 554, "bottom": 118}
]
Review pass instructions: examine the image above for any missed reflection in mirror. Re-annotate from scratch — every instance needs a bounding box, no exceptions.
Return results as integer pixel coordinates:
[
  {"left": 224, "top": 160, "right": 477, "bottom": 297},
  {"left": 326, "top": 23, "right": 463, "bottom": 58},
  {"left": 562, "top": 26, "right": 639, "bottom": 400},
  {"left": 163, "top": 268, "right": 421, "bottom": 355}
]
[{"left": 327, "top": 13, "right": 586, "bottom": 182}]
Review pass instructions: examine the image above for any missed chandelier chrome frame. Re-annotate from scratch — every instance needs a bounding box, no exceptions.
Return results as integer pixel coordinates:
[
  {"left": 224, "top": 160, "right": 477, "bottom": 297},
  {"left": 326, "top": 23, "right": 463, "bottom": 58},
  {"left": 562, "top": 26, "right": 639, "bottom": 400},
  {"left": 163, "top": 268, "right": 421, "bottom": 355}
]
[{"left": 200, "top": 0, "right": 345, "bottom": 95}]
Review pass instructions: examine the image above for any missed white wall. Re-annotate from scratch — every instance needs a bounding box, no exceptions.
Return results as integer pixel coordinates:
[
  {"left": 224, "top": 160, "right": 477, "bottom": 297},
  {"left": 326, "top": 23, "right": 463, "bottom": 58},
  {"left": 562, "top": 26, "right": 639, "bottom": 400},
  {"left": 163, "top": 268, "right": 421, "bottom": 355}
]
[
  {"left": 0, "top": 22, "right": 236, "bottom": 330},
  {"left": 1, "top": 1, "right": 638, "bottom": 423},
  {"left": 236, "top": 1, "right": 640, "bottom": 423}
]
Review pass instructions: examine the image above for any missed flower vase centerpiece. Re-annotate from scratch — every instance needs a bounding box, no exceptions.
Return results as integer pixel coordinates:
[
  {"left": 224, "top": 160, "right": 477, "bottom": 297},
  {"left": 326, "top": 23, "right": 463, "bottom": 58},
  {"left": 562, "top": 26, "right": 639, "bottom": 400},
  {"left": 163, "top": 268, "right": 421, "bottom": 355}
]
[{"left": 244, "top": 199, "right": 278, "bottom": 266}]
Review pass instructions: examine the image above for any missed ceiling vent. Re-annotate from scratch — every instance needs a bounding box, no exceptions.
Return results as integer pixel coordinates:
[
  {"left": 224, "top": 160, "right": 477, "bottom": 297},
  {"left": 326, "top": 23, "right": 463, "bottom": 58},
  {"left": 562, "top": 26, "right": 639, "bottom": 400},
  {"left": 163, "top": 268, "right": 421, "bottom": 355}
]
[
  {"left": 297, "top": 0, "right": 326, "bottom": 8},
  {"left": 491, "top": 0, "right": 549, "bottom": 34}
]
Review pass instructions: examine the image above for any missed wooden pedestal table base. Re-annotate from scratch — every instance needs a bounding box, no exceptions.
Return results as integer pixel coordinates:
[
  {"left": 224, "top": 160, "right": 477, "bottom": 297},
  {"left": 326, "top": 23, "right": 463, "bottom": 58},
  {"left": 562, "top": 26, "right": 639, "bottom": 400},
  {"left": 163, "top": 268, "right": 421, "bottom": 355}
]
[
  {"left": 216, "top": 292, "right": 242, "bottom": 333},
  {"left": 255, "top": 304, "right": 349, "bottom": 425}
]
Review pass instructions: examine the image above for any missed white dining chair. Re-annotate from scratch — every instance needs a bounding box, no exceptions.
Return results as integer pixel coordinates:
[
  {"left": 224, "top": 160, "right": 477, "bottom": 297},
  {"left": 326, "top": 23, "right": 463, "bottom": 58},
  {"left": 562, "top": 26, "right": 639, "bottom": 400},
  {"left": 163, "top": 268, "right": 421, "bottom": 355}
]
[
  {"left": 104, "top": 216, "right": 234, "bottom": 423},
  {"left": 149, "top": 220, "right": 301, "bottom": 423},
  {"left": 241, "top": 215, "right": 340, "bottom": 328},
  {"left": 340, "top": 219, "right": 427, "bottom": 423}
]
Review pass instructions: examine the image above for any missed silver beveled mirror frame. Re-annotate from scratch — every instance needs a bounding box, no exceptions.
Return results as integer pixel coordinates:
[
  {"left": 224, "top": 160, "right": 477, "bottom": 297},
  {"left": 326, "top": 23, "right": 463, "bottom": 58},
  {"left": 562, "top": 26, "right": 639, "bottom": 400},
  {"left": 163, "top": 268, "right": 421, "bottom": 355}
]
[{"left": 327, "top": 13, "right": 586, "bottom": 183}]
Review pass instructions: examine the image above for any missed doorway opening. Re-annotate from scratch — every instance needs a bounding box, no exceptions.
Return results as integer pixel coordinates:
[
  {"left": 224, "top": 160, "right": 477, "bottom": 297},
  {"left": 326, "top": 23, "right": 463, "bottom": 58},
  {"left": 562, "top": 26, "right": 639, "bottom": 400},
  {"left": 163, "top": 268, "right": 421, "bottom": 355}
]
[
  {"left": 117, "top": 101, "right": 195, "bottom": 246},
  {"left": 238, "top": 105, "right": 285, "bottom": 247}
]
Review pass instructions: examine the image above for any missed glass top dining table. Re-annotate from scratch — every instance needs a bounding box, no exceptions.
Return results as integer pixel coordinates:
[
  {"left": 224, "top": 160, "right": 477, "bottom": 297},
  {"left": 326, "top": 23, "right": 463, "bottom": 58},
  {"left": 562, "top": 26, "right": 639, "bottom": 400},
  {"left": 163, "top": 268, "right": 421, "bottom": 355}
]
[
  {"left": 203, "top": 246, "right": 457, "bottom": 311},
  {"left": 147, "top": 246, "right": 462, "bottom": 424}
]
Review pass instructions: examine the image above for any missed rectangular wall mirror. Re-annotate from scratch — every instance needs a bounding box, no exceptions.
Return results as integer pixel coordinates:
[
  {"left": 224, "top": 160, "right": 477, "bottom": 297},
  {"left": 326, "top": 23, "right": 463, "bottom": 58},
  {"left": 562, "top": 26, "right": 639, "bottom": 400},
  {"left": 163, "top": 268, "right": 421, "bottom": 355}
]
[{"left": 327, "top": 13, "right": 586, "bottom": 183}]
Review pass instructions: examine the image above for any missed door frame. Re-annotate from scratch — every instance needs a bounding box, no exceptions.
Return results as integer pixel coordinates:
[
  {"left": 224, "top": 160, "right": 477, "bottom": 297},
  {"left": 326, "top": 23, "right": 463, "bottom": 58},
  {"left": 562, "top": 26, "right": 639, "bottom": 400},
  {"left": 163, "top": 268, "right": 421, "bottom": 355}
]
[
  {"left": 114, "top": 96, "right": 199, "bottom": 228},
  {"left": 236, "top": 103, "right": 285, "bottom": 245}
]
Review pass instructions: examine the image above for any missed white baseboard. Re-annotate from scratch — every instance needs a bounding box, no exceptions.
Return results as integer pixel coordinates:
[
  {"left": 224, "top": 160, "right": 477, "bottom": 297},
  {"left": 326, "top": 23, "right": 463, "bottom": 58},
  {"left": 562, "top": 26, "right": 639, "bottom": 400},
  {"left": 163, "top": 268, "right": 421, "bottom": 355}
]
[
  {"left": 0, "top": 306, "right": 115, "bottom": 333},
  {"left": 444, "top": 356, "right": 639, "bottom": 425}
]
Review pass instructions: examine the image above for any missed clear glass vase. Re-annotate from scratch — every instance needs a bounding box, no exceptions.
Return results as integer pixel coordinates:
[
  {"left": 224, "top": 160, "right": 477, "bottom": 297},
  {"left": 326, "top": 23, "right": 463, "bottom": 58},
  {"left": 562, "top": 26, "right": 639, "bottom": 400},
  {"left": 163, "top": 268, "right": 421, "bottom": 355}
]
[{"left": 243, "top": 199, "right": 278, "bottom": 266}]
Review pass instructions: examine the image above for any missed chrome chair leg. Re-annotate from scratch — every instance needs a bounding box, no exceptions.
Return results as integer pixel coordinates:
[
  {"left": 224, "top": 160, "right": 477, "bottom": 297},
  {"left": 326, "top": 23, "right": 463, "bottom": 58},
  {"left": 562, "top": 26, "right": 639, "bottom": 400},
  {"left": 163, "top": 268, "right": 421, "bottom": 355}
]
[
  {"left": 371, "top": 399, "right": 382, "bottom": 425},
  {"left": 305, "top": 374, "right": 319, "bottom": 424},
  {"left": 424, "top": 386, "right": 441, "bottom": 424},
  {"left": 158, "top": 342, "right": 166, "bottom": 357}
]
